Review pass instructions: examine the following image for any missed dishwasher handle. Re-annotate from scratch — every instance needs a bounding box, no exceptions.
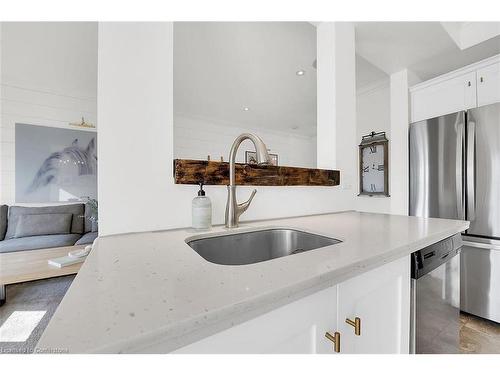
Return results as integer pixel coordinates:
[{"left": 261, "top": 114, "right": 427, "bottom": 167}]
[{"left": 411, "top": 234, "right": 462, "bottom": 279}]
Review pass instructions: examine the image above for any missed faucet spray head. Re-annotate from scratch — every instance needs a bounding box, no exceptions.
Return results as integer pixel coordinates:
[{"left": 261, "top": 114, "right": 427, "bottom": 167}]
[{"left": 253, "top": 137, "right": 272, "bottom": 165}]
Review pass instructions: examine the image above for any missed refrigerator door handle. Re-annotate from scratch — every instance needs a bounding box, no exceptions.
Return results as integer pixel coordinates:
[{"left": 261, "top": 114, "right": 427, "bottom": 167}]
[
  {"left": 456, "top": 120, "right": 465, "bottom": 220},
  {"left": 467, "top": 119, "right": 476, "bottom": 221}
]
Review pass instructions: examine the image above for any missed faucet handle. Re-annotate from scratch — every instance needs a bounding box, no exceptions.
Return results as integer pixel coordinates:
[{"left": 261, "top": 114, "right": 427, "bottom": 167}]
[
  {"left": 238, "top": 189, "right": 257, "bottom": 216},
  {"left": 247, "top": 189, "right": 257, "bottom": 204}
]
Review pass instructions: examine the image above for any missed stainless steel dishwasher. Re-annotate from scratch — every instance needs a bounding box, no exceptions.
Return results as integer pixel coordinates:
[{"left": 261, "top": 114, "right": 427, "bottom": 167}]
[{"left": 410, "top": 234, "right": 462, "bottom": 354}]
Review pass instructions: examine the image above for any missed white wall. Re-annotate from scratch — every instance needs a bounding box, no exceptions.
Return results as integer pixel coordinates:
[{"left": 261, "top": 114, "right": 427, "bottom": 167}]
[
  {"left": 174, "top": 114, "right": 316, "bottom": 168},
  {"left": 354, "top": 72, "right": 411, "bottom": 216},
  {"left": 0, "top": 24, "right": 3, "bottom": 203},
  {"left": 98, "top": 22, "right": 357, "bottom": 236},
  {"left": 0, "top": 22, "right": 97, "bottom": 204},
  {"left": 355, "top": 80, "right": 392, "bottom": 214}
]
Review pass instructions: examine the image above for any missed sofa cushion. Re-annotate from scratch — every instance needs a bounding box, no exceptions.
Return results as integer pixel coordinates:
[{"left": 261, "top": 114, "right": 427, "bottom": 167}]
[
  {"left": 4, "top": 204, "right": 85, "bottom": 240},
  {"left": 0, "top": 233, "right": 82, "bottom": 253},
  {"left": 75, "top": 231, "right": 98, "bottom": 246},
  {"left": 14, "top": 213, "right": 73, "bottom": 238},
  {"left": 0, "top": 204, "right": 7, "bottom": 241}
]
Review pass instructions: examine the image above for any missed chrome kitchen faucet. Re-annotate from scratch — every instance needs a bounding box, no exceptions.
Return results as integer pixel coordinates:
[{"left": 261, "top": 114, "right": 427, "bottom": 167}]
[{"left": 225, "top": 133, "right": 271, "bottom": 228}]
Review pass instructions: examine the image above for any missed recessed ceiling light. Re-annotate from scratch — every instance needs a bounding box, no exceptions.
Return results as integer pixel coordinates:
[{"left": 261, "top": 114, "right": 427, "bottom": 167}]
[
  {"left": 243, "top": 107, "right": 250, "bottom": 111},
  {"left": 296, "top": 70, "right": 305, "bottom": 76}
]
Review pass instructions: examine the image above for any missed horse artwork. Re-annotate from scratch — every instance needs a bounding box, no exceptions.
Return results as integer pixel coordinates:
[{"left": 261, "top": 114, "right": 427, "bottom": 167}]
[{"left": 15, "top": 124, "right": 97, "bottom": 203}]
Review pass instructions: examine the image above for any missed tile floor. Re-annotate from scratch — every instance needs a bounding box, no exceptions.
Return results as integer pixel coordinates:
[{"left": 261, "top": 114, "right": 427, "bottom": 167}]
[{"left": 460, "top": 312, "right": 500, "bottom": 354}]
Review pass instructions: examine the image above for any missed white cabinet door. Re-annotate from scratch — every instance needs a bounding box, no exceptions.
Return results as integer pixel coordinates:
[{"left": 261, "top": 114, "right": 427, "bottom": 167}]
[
  {"left": 411, "top": 72, "right": 477, "bottom": 122},
  {"left": 336, "top": 256, "right": 410, "bottom": 354},
  {"left": 477, "top": 62, "right": 500, "bottom": 107},
  {"left": 173, "top": 285, "right": 338, "bottom": 354}
]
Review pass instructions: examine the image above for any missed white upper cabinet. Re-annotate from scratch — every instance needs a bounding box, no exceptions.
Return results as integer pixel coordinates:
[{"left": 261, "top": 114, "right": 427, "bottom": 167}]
[
  {"left": 410, "top": 55, "right": 500, "bottom": 123},
  {"left": 476, "top": 62, "right": 500, "bottom": 107},
  {"left": 337, "top": 256, "right": 410, "bottom": 354},
  {"left": 411, "top": 72, "right": 477, "bottom": 123}
]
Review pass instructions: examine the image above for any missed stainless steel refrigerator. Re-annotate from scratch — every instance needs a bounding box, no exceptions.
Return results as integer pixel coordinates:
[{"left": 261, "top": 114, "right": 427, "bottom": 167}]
[{"left": 410, "top": 102, "right": 500, "bottom": 324}]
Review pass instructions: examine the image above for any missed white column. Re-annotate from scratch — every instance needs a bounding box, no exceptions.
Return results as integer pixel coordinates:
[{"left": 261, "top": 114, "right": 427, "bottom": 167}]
[
  {"left": 0, "top": 23, "right": 3, "bottom": 203},
  {"left": 389, "top": 69, "right": 410, "bottom": 215},
  {"left": 316, "top": 22, "right": 356, "bottom": 191},
  {"left": 333, "top": 23, "right": 356, "bottom": 194},
  {"left": 316, "top": 23, "right": 336, "bottom": 169},
  {"left": 97, "top": 22, "right": 177, "bottom": 236}
]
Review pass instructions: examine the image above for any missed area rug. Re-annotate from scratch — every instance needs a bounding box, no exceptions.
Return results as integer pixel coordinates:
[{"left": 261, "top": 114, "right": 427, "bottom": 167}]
[{"left": 0, "top": 275, "right": 74, "bottom": 354}]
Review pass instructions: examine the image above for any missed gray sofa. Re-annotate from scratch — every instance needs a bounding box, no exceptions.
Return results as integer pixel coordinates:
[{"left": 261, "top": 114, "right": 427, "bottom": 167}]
[{"left": 0, "top": 203, "right": 98, "bottom": 254}]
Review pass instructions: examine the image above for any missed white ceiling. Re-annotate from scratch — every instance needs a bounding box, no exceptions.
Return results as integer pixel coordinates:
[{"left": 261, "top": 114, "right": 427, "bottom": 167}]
[
  {"left": 355, "top": 22, "right": 500, "bottom": 83},
  {"left": 174, "top": 22, "right": 317, "bottom": 136},
  {"left": 176, "top": 22, "right": 500, "bottom": 134},
  {"left": 441, "top": 22, "right": 500, "bottom": 50},
  {"left": 356, "top": 54, "right": 388, "bottom": 89}
]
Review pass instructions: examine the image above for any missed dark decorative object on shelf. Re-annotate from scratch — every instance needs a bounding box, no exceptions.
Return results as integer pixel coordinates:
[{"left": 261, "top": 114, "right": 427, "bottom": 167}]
[{"left": 358, "top": 131, "right": 389, "bottom": 197}]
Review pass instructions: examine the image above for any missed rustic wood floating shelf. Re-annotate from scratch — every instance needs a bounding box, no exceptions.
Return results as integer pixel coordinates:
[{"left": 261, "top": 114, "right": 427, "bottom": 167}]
[{"left": 174, "top": 159, "right": 340, "bottom": 186}]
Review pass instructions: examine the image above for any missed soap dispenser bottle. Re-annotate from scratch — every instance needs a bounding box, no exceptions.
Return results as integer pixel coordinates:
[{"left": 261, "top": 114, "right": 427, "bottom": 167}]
[{"left": 192, "top": 183, "right": 212, "bottom": 230}]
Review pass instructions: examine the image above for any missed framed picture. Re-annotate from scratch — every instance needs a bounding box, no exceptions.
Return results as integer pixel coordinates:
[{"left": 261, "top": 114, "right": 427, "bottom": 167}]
[
  {"left": 245, "top": 151, "right": 278, "bottom": 166},
  {"left": 15, "top": 123, "right": 97, "bottom": 203}
]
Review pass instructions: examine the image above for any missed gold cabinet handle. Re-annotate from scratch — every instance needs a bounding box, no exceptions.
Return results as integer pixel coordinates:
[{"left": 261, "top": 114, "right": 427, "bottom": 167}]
[
  {"left": 345, "top": 317, "right": 361, "bottom": 336},
  {"left": 325, "top": 331, "right": 340, "bottom": 353}
]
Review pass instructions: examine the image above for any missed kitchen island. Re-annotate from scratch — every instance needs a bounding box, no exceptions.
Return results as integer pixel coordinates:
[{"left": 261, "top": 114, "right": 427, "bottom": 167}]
[{"left": 35, "top": 211, "right": 469, "bottom": 353}]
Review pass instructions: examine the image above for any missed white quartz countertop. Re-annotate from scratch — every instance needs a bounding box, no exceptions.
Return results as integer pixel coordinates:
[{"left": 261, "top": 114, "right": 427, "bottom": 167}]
[{"left": 36, "top": 211, "right": 469, "bottom": 353}]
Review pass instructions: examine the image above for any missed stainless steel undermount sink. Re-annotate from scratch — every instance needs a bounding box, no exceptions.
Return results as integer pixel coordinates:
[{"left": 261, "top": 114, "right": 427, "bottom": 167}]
[{"left": 186, "top": 228, "right": 341, "bottom": 265}]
